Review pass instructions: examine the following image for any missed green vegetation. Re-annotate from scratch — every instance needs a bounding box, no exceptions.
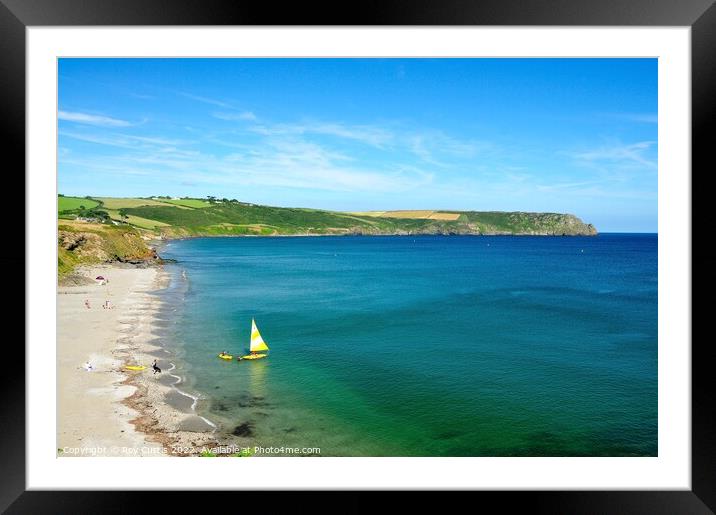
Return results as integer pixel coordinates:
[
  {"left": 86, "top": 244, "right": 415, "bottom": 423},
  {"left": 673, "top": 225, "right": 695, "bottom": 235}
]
[
  {"left": 117, "top": 200, "right": 596, "bottom": 237},
  {"left": 58, "top": 196, "right": 99, "bottom": 212},
  {"left": 231, "top": 448, "right": 254, "bottom": 457},
  {"left": 102, "top": 209, "right": 170, "bottom": 229},
  {"left": 58, "top": 220, "right": 158, "bottom": 279},
  {"left": 161, "top": 198, "right": 212, "bottom": 208},
  {"left": 95, "top": 197, "right": 189, "bottom": 210},
  {"left": 199, "top": 448, "right": 254, "bottom": 457},
  {"left": 56, "top": 195, "right": 597, "bottom": 276},
  {"left": 58, "top": 195, "right": 597, "bottom": 239},
  {"left": 459, "top": 211, "right": 590, "bottom": 235}
]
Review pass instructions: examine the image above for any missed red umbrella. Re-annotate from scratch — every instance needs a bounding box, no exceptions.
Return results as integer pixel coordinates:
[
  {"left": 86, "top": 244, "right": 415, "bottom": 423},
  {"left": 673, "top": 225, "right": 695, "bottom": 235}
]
[{"left": 96, "top": 276, "right": 105, "bottom": 280}]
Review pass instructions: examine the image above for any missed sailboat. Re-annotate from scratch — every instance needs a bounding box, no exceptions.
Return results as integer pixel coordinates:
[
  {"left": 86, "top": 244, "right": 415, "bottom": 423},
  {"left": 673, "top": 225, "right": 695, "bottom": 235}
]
[{"left": 238, "top": 318, "right": 269, "bottom": 360}]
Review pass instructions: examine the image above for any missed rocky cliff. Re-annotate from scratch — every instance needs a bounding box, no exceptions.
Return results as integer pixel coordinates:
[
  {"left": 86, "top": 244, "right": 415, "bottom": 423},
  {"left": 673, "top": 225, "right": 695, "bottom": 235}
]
[{"left": 58, "top": 221, "right": 160, "bottom": 278}]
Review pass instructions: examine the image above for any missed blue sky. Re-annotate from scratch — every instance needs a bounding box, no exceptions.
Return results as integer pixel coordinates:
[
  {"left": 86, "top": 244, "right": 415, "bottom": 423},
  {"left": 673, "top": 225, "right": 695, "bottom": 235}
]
[{"left": 58, "top": 58, "right": 657, "bottom": 232}]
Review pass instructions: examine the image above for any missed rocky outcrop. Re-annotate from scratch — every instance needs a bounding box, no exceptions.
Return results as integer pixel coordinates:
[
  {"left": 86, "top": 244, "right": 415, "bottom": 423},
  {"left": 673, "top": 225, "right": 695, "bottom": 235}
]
[
  {"left": 337, "top": 214, "right": 596, "bottom": 237},
  {"left": 58, "top": 222, "right": 161, "bottom": 277}
]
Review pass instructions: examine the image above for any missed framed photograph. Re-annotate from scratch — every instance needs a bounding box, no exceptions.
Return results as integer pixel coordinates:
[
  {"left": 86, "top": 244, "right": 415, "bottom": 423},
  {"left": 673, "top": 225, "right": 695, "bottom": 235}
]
[{"left": 6, "top": 0, "right": 713, "bottom": 511}]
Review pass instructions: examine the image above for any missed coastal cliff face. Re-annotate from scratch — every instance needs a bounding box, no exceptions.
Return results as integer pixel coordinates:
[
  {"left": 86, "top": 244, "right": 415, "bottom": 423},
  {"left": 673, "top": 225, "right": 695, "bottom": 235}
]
[
  {"left": 57, "top": 198, "right": 598, "bottom": 276},
  {"left": 58, "top": 196, "right": 598, "bottom": 239},
  {"left": 58, "top": 221, "right": 159, "bottom": 278},
  {"left": 148, "top": 211, "right": 597, "bottom": 237},
  {"left": 341, "top": 213, "right": 597, "bottom": 236}
]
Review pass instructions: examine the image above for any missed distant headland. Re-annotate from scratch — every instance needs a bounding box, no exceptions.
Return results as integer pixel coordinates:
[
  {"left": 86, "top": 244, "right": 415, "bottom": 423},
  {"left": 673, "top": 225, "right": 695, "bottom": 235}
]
[{"left": 58, "top": 195, "right": 597, "bottom": 278}]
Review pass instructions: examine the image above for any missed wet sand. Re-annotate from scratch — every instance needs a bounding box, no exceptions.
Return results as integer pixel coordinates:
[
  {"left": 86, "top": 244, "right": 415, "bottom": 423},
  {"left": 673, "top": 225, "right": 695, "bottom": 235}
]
[{"left": 57, "top": 264, "right": 219, "bottom": 457}]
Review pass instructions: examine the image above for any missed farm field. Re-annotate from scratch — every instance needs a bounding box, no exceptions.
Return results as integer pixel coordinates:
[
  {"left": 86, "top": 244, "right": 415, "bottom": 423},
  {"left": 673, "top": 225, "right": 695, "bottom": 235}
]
[
  {"left": 350, "top": 210, "right": 461, "bottom": 221},
  {"left": 58, "top": 196, "right": 99, "bottom": 212},
  {"left": 102, "top": 209, "right": 170, "bottom": 229},
  {"left": 95, "top": 197, "right": 191, "bottom": 210},
  {"left": 56, "top": 195, "right": 597, "bottom": 237},
  {"left": 160, "top": 198, "right": 212, "bottom": 208}
]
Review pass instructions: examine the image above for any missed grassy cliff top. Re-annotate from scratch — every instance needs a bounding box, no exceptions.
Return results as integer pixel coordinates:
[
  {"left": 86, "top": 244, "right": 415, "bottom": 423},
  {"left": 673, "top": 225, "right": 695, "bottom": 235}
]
[
  {"left": 58, "top": 196, "right": 597, "bottom": 238},
  {"left": 57, "top": 220, "right": 159, "bottom": 279},
  {"left": 57, "top": 196, "right": 597, "bottom": 277}
]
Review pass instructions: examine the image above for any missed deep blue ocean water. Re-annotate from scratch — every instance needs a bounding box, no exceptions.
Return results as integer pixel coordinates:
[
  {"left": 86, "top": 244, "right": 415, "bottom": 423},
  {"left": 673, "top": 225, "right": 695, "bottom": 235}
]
[{"left": 159, "top": 234, "right": 657, "bottom": 456}]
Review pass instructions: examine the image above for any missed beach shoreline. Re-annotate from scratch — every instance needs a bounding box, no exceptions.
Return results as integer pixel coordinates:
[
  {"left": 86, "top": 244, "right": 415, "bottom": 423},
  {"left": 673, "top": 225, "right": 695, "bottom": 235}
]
[{"left": 57, "top": 263, "right": 221, "bottom": 457}]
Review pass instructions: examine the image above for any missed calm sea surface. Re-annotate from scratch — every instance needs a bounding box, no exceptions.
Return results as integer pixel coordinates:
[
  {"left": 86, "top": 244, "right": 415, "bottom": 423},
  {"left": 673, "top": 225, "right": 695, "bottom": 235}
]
[{"left": 158, "top": 234, "right": 657, "bottom": 456}]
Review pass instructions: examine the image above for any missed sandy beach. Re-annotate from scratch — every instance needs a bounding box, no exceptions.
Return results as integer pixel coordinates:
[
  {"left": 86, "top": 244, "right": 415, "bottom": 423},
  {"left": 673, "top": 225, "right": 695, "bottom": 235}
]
[{"left": 57, "top": 264, "right": 219, "bottom": 457}]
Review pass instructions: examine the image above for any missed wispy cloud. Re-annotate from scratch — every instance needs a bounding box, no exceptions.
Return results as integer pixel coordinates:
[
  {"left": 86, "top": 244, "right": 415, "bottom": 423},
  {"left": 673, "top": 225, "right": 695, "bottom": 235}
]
[
  {"left": 306, "top": 123, "right": 394, "bottom": 147},
  {"left": 130, "top": 93, "right": 155, "bottom": 100},
  {"left": 535, "top": 180, "right": 604, "bottom": 193},
  {"left": 218, "top": 137, "right": 431, "bottom": 192},
  {"left": 409, "top": 135, "right": 449, "bottom": 167},
  {"left": 624, "top": 113, "right": 657, "bottom": 124},
  {"left": 58, "top": 111, "right": 132, "bottom": 127},
  {"left": 246, "top": 120, "right": 493, "bottom": 167},
  {"left": 249, "top": 122, "right": 394, "bottom": 148},
  {"left": 407, "top": 131, "right": 492, "bottom": 166},
  {"left": 179, "top": 92, "right": 233, "bottom": 109},
  {"left": 59, "top": 125, "right": 432, "bottom": 194},
  {"left": 572, "top": 141, "right": 657, "bottom": 169},
  {"left": 59, "top": 131, "right": 135, "bottom": 149},
  {"left": 602, "top": 112, "right": 658, "bottom": 124},
  {"left": 58, "top": 107, "right": 650, "bottom": 211},
  {"left": 59, "top": 131, "right": 195, "bottom": 159},
  {"left": 213, "top": 111, "right": 257, "bottom": 122}
]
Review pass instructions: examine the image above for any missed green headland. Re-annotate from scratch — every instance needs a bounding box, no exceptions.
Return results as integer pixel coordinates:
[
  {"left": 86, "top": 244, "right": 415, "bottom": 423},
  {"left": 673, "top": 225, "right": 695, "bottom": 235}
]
[{"left": 57, "top": 195, "right": 597, "bottom": 278}]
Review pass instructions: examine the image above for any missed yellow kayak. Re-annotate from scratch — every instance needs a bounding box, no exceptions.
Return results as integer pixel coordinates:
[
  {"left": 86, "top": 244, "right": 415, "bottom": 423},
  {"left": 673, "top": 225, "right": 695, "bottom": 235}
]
[
  {"left": 218, "top": 353, "right": 233, "bottom": 360},
  {"left": 124, "top": 365, "right": 146, "bottom": 371},
  {"left": 239, "top": 353, "right": 268, "bottom": 361}
]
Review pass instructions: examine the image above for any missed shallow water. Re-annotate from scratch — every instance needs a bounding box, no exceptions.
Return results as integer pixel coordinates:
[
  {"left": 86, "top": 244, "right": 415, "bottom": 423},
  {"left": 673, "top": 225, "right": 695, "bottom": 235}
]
[{"left": 159, "top": 234, "right": 657, "bottom": 456}]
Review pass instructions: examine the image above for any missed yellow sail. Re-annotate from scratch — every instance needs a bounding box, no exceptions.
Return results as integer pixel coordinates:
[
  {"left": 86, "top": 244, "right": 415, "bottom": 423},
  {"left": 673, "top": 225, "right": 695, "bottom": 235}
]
[{"left": 250, "top": 318, "right": 269, "bottom": 352}]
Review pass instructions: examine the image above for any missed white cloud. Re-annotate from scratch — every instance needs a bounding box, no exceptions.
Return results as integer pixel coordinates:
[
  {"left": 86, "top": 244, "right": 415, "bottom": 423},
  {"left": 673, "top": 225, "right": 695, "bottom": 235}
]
[
  {"left": 407, "top": 131, "right": 491, "bottom": 166},
  {"left": 58, "top": 111, "right": 132, "bottom": 127},
  {"left": 249, "top": 122, "right": 394, "bottom": 148},
  {"left": 130, "top": 93, "right": 155, "bottom": 100},
  {"left": 213, "top": 111, "right": 258, "bottom": 122},
  {"left": 624, "top": 113, "right": 658, "bottom": 124},
  {"left": 59, "top": 131, "right": 135, "bottom": 149},
  {"left": 59, "top": 131, "right": 190, "bottom": 152},
  {"left": 572, "top": 141, "right": 656, "bottom": 169},
  {"left": 123, "top": 134, "right": 188, "bottom": 146},
  {"left": 179, "top": 92, "right": 233, "bottom": 108},
  {"left": 60, "top": 126, "right": 432, "bottom": 194},
  {"left": 408, "top": 135, "right": 449, "bottom": 167},
  {"left": 602, "top": 112, "right": 658, "bottom": 124}
]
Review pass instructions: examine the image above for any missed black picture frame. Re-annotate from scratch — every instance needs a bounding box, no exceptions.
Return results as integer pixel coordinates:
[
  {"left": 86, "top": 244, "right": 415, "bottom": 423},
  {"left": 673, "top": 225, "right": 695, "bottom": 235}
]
[{"left": 3, "top": 0, "right": 712, "bottom": 512}]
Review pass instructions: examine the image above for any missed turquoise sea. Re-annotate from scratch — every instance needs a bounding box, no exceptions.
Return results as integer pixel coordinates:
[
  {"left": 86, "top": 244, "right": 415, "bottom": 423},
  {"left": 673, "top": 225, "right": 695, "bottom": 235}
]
[{"left": 157, "top": 234, "right": 657, "bottom": 456}]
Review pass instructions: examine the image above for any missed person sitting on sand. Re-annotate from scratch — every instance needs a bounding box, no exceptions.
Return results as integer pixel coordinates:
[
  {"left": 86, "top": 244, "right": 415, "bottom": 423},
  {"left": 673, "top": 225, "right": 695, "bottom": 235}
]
[
  {"left": 83, "top": 361, "right": 93, "bottom": 372},
  {"left": 152, "top": 359, "right": 161, "bottom": 375}
]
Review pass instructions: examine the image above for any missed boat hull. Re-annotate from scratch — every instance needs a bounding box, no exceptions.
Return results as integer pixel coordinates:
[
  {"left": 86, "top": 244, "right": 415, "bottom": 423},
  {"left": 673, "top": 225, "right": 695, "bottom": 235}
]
[
  {"left": 218, "top": 354, "right": 233, "bottom": 360},
  {"left": 239, "top": 354, "right": 268, "bottom": 360}
]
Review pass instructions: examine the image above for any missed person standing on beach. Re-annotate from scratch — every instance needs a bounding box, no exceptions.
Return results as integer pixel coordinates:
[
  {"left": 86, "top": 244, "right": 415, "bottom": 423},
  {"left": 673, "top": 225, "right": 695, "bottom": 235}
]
[{"left": 84, "top": 299, "right": 90, "bottom": 309}]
